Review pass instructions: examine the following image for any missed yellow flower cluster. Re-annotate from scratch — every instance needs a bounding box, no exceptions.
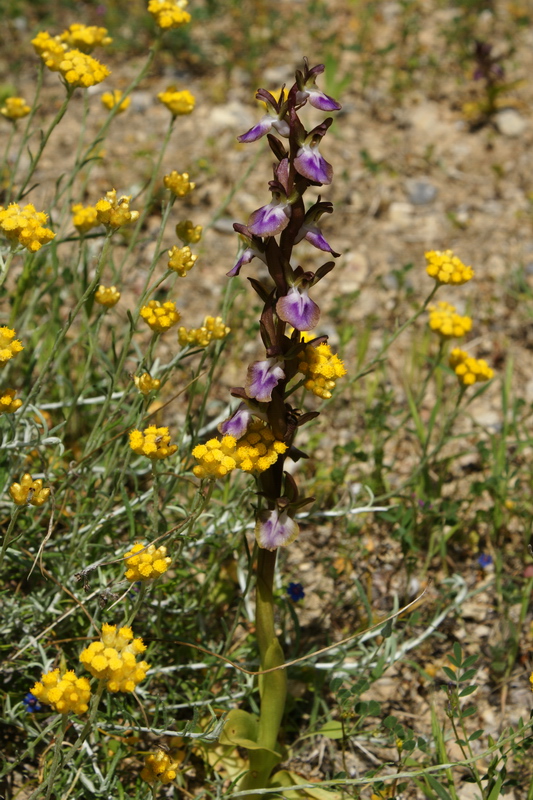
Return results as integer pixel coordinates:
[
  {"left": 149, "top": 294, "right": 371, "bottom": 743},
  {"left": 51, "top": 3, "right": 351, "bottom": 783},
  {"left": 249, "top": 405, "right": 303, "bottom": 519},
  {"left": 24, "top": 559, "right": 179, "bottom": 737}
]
[
  {"left": 123, "top": 542, "right": 171, "bottom": 582},
  {"left": 59, "top": 23, "right": 112, "bottom": 52},
  {"left": 59, "top": 50, "right": 111, "bottom": 88},
  {"left": 129, "top": 425, "right": 178, "bottom": 460},
  {"left": 168, "top": 244, "right": 197, "bottom": 277},
  {"left": 31, "top": 669, "right": 91, "bottom": 715},
  {"left": 0, "top": 389, "right": 22, "bottom": 414},
  {"left": 1, "top": 97, "right": 31, "bottom": 120},
  {"left": 79, "top": 624, "right": 149, "bottom": 693},
  {"left": 425, "top": 250, "right": 474, "bottom": 285},
  {"left": 140, "top": 300, "right": 181, "bottom": 333},
  {"left": 9, "top": 474, "right": 50, "bottom": 506},
  {"left": 449, "top": 348, "right": 494, "bottom": 386},
  {"left": 158, "top": 86, "right": 195, "bottom": 117},
  {"left": 134, "top": 373, "right": 161, "bottom": 395},
  {"left": 141, "top": 749, "right": 184, "bottom": 785},
  {"left": 0, "top": 203, "right": 55, "bottom": 252},
  {"left": 71, "top": 202, "right": 99, "bottom": 233},
  {"left": 428, "top": 302, "right": 473, "bottom": 339},
  {"left": 0, "top": 327, "right": 23, "bottom": 366},
  {"left": 178, "top": 316, "right": 230, "bottom": 347},
  {"left": 95, "top": 189, "right": 139, "bottom": 229},
  {"left": 176, "top": 219, "right": 202, "bottom": 244},
  {"left": 95, "top": 285, "right": 121, "bottom": 307},
  {"left": 32, "top": 31, "right": 66, "bottom": 71},
  {"left": 298, "top": 342, "right": 347, "bottom": 399},
  {"left": 101, "top": 90, "right": 130, "bottom": 113},
  {"left": 192, "top": 422, "right": 287, "bottom": 479},
  {"left": 148, "top": 0, "right": 191, "bottom": 30},
  {"left": 164, "top": 171, "right": 195, "bottom": 197}
]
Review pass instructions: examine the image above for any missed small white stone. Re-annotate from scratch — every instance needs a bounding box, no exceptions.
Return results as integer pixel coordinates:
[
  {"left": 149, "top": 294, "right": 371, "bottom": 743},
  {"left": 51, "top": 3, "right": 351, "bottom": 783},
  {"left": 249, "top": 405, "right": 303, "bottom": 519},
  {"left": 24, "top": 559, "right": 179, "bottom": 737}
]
[{"left": 494, "top": 109, "right": 527, "bottom": 137}]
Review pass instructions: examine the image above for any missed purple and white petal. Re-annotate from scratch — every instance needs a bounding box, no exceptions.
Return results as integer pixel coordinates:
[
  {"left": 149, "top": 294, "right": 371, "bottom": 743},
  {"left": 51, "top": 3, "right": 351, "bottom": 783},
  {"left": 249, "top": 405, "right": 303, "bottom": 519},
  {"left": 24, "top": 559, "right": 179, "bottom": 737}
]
[
  {"left": 227, "top": 247, "right": 256, "bottom": 278},
  {"left": 271, "top": 118, "right": 290, "bottom": 137},
  {"left": 248, "top": 200, "right": 291, "bottom": 237},
  {"left": 307, "top": 89, "right": 341, "bottom": 112},
  {"left": 276, "top": 287, "right": 320, "bottom": 332},
  {"left": 255, "top": 509, "right": 300, "bottom": 550},
  {"left": 220, "top": 403, "right": 252, "bottom": 438},
  {"left": 294, "top": 144, "right": 333, "bottom": 185},
  {"left": 245, "top": 358, "right": 285, "bottom": 402},
  {"left": 238, "top": 114, "right": 275, "bottom": 143},
  {"left": 303, "top": 226, "right": 340, "bottom": 257}
]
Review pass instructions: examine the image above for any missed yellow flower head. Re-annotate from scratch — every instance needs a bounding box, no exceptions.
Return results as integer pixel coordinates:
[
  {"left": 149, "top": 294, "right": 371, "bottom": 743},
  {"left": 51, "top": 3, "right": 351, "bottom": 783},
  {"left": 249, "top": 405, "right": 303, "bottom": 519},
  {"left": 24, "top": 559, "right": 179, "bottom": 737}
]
[
  {"left": 31, "top": 669, "right": 91, "bottom": 715},
  {"left": 0, "top": 203, "right": 55, "bottom": 252},
  {"left": 79, "top": 624, "right": 149, "bottom": 693},
  {"left": 9, "top": 473, "right": 50, "bottom": 507},
  {"left": 141, "top": 749, "right": 184, "bottom": 785},
  {"left": 0, "top": 327, "right": 23, "bottom": 366},
  {"left": 95, "top": 285, "right": 121, "bottom": 308},
  {"left": 134, "top": 373, "right": 161, "bottom": 395},
  {"left": 32, "top": 31, "right": 67, "bottom": 70},
  {"left": 58, "top": 49, "right": 111, "bottom": 88},
  {"left": 175, "top": 219, "right": 202, "bottom": 244},
  {"left": 129, "top": 425, "right": 178, "bottom": 460},
  {"left": 428, "top": 301, "right": 473, "bottom": 338},
  {"left": 168, "top": 244, "right": 197, "bottom": 277},
  {"left": 178, "top": 316, "right": 230, "bottom": 347},
  {"left": 298, "top": 342, "right": 347, "bottom": 399},
  {"left": 234, "top": 419, "right": 288, "bottom": 474},
  {"left": 95, "top": 189, "right": 139, "bottom": 229},
  {"left": 1, "top": 97, "right": 31, "bottom": 120},
  {"left": 101, "top": 90, "right": 130, "bottom": 113},
  {"left": 140, "top": 300, "right": 180, "bottom": 333},
  {"left": 449, "top": 348, "right": 494, "bottom": 386},
  {"left": 148, "top": 0, "right": 191, "bottom": 30},
  {"left": 192, "top": 436, "right": 237, "bottom": 480},
  {"left": 0, "top": 389, "right": 22, "bottom": 414},
  {"left": 71, "top": 202, "right": 99, "bottom": 234},
  {"left": 59, "top": 23, "right": 112, "bottom": 53},
  {"left": 164, "top": 171, "right": 195, "bottom": 197},
  {"left": 158, "top": 86, "right": 195, "bottom": 116},
  {"left": 123, "top": 542, "right": 171, "bottom": 582},
  {"left": 425, "top": 249, "right": 474, "bottom": 285}
]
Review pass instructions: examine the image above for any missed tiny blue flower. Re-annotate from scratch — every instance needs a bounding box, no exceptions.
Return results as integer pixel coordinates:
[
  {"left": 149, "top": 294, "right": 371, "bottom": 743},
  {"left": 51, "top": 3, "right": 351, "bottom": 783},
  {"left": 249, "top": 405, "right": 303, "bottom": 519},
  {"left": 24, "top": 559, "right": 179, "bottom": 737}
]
[
  {"left": 23, "top": 692, "right": 43, "bottom": 713},
  {"left": 287, "top": 582, "right": 305, "bottom": 602},
  {"left": 477, "top": 553, "right": 493, "bottom": 569}
]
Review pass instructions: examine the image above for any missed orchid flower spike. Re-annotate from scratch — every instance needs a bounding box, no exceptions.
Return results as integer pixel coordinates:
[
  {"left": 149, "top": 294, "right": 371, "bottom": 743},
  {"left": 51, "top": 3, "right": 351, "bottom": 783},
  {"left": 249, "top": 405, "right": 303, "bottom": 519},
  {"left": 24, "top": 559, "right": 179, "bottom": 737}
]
[{"left": 238, "top": 88, "right": 290, "bottom": 143}]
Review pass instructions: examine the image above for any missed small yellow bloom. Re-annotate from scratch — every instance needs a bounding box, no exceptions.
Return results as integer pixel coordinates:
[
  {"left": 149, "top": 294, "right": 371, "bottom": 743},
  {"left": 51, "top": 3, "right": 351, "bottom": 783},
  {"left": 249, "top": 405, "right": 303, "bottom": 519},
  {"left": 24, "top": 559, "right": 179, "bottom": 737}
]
[
  {"left": 124, "top": 542, "right": 171, "bottom": 582},
  {"left": 32, "top": 31, "right": 67, "bottom": 70},
  {"left": 31, "top": 669, "right": 91, "bottom": 715},
  {"left": 449, "top": 347, "right": 494, "bottom": 386},
  {"left": 192, "top": 436, "right": 237, "bottom": 480},
  {"left": 58, "top": 49, "right": 111, "bottom": 88},
  {"left": 129, "top": 425, "right": 178, "bottom": 460},
  {"left": 59, "top": 23, "right": 112, "bottom": 52},
  {"left": 95, "top": 189, "right": 139, "bottom": 229},
  {"left": 428, "top": 301, "right": 472, "bottom": 338},
  {"left": 158, "top": 86, "right": 195, "bottom": 116},
  {"left": 148, "top": 0, "right": 191, "bottom": 30},
  {"left": 0, "top": 97, "right": 31, "bottom": 120},
  {"left": 425, "top": 249, "right": 474, "bottom": 285},
  {"left": 168, "top": 244, "right": 197, "bottom": 277},
  {"left": 79, "top": 624, "right": 149, "bottom": 693},
  {"left": 298, "top": 342, "right": 347, "bottom": 399},
  {"left": 134, "top": 373, "right": 161, "bottom": 395},
  {"left": 9, "top": 473, "right": 50, "bottom": 506},
  {"left": 175, "top": 219, "right": 202, "bottom": 244},
  {"left": 140, "top": 300, "right": 180, "bottom": 333},
  {"left": 101, "top": 90, "right": 130, "bottom": 113},
  {"left": 178, "top": 316, "right": 230, "bottom": 347},
  {"left": 0, "top": 388, "right": 22, "bottom": 414},
  {"left": 141, "top": 749, "right": 184, "bottom": 785},
  {"left": 234, "top": 419, "right": 288, "bottom": 473},
  {"left": 164, "top": 171, "right": 195, "bottom": 197},
  {"left": 71, "top": 202, "right": 99, "bottom": 234},
  {"left": 94, "top": 285, "right": 120, "bottom": 308},
  {"left": 0, "top": 327, "right": 24, "bottom": 366},
  {"left": 0, "top": 203, "right": 55, "bottom": 252}
]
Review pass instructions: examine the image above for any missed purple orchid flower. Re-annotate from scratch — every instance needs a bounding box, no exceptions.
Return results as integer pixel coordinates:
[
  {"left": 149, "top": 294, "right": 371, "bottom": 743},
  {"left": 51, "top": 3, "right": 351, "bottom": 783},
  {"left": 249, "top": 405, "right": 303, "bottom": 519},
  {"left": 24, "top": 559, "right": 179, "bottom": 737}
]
[
  {"left": 294, "top": 200, "right": 340, "bottom": 257},
  {"left": 227, "top": 223, "right": 267, "bottom": 277},
  {"left": 248, "top": 181, "right": 292, "bottom": 237},
  {"left": 246, "top": 357, "right": 285, "bottom": 402},
  {"left": 219, "top": 401, "right": 268, "bottom": 438},
  {"left": 276, "top": 286, "right": 320, "bottom": 331},
  {"left": 295, "top": 61, "right": 342, "bottom": 112},
  {"left": 294, "top": 119, "right": 333, "bottom": 185},
  {"left": 255, "top": 508, "right": 300, "bottom": 550},
  {"left": 238, "top": 89, "right": 290, "bottom": 143}
]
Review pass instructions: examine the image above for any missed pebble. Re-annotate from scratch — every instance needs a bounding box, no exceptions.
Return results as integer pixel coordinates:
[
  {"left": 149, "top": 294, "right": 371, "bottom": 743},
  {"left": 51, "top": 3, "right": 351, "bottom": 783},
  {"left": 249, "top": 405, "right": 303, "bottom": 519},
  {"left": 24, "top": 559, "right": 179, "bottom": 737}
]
[
  {"left": 204, "top": 101, "right": 253, "bottom": 137},
  {"left": 494, "top": 109, "right": 527, "bottom": 138},
  {"left": 405, "top": 178, "right": 438, "bottom": 205}
]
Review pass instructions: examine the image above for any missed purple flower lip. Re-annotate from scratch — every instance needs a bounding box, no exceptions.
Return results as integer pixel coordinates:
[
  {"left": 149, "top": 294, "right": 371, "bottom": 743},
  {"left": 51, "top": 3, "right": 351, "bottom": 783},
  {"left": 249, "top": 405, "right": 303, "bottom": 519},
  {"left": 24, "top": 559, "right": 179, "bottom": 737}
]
[
  {"left": 227, "top": 225, "right": 267, "bottom": 277},
  {"left": 245, "top": 357, "right": 285, "bottom": 402},
  {"left": 219, "top": 402, "right": 268, "bottom": 438},
  {"left": 238, "top": 114, "right": 290, "bottom": 143},
  {"left": 294, "top": 200, "right": 340, "bottom": 257},
  {"left": 294, "top": 143, "right": 333, "bottom": 185},
  {"left": 295, "top": 88, "right": 341, "bottom": 112},
  {"left": 276, "top": 287, "right": 320, "bottom": 331},
  {"left": 248, "top": 194, "right": 292, "bottom": 237},
  {"left": 255, "top": 508, "right": 300, "bottom": 550}
]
